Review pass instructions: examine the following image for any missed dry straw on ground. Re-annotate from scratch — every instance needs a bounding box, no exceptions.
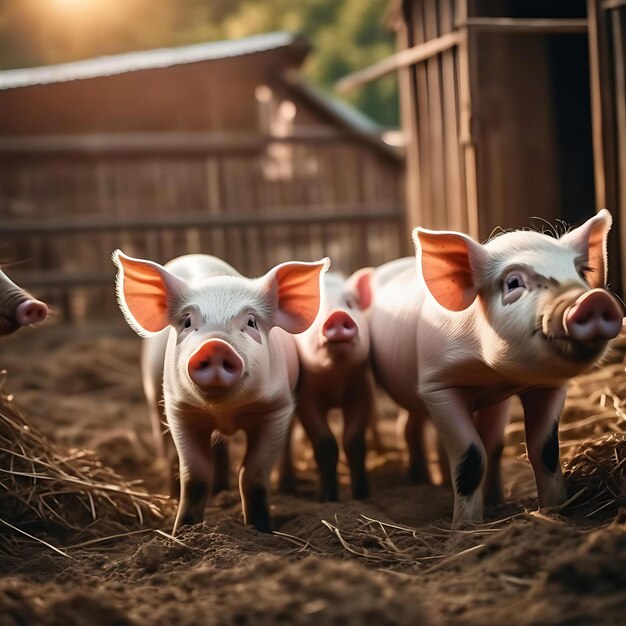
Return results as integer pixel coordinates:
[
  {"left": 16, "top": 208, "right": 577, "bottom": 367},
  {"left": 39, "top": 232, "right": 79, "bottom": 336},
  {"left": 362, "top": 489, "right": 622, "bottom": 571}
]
[{"left": 0, "top": 371, "right": 172, "bottom": 554}]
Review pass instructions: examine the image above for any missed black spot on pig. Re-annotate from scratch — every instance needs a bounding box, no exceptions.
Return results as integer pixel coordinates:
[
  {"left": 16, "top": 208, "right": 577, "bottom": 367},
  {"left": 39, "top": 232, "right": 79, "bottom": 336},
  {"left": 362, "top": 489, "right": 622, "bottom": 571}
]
[
  {"left": 542, "top": 421, "right": 560, "bottom": 474},
  {"left": 456, "top": 443, "right": 484, "bottom": 497}
]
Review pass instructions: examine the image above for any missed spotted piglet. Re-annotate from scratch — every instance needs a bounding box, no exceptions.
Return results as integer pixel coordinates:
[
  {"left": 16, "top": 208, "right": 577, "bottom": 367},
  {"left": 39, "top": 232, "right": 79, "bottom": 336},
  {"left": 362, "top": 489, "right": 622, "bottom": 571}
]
[
  {"left": 281, "top": 271, "right": 374, "bottom": 501},
  {"left": 113, "top": 252, "right": 328, "bottom": 534},
  {"left": 368, "top": 210, "right": 623, "bottom": 524},
  {"left": 0, "top": 266, "right": 47, "bottom": 337}
]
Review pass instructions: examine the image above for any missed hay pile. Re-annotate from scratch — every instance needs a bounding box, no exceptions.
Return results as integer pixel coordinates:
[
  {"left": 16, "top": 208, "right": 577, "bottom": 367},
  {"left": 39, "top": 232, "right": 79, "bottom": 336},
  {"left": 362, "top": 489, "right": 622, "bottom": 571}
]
[{"left": 0, "top": 371, "right": 172, "bottom": 553}]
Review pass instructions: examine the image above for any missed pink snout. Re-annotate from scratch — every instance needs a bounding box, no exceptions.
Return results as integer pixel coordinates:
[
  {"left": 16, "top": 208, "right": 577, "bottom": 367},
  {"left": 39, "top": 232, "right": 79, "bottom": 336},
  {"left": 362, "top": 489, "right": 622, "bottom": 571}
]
[
  {"left": 15, "top": 299, "right": 48, "bottom": 327},
  {"left": 564, "top": 289, "right": 623, "bottom": 343},
  {"left": 322, "top": 310, "right": 358, "bottom": 343},
  {"left": 188, "top": 339, "right": 244, "bottom": 389}
]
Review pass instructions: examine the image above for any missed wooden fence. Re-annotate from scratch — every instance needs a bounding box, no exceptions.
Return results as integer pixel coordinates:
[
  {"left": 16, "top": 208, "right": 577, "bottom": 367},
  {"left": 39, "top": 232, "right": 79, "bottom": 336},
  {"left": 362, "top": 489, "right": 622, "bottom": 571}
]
[{"left": 0, "top": 131, "right": 405, "bottom": 323}]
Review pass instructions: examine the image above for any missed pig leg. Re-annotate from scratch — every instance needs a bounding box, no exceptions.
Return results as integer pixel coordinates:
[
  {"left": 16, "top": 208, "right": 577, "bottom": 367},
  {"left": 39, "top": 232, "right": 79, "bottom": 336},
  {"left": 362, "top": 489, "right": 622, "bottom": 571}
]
[
  {"left": 436, "top": 437, "right": 451, "bottom": 485},
  {"left": 211, "top": 436, "right": 230, "bottom": 495},
  {"left": 342, "top": 383, "right": 372, "bottom": 499},
  {"left": 404, "top": 410, "right": 431, "bottom": 484},
  {"left": 170, "top": 419, "right": 215, "bottom": 535},
  {"left": 299, "top": 404, "right": 339, "bottom": 502},
  {"left": 278, "top": 418, "right": 296, "bottom": 494},
  {"left": 240, "top": 414, "right": 291, "bottom": 532},
  {"left": 424, "top": 389, "right": 487, "bottom": 524},
  {"left": 520, "top": 386, "right": 568, "bottom": 508},
  {"left": 474, "top": 399, "right": 511, "bottom": 506}
]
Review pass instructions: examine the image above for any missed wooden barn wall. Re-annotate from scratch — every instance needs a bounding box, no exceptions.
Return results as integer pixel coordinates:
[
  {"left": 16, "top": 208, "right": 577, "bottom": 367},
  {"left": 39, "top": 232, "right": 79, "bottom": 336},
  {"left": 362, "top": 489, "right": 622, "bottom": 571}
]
[
  {"left": 0, "top": 52, "right": 301, "bottom": 135},
  {"left": 402, "top": 0, "right": 469, "bottom": 235},
  {"left": 0, "top": 136, "right": 404, "bottom": 324},
  {"left": 401, "top": 0, "right": 596, "bottom": 245},
  {"left": 588, "top": 0, "right": 626, "bottom": 295}
]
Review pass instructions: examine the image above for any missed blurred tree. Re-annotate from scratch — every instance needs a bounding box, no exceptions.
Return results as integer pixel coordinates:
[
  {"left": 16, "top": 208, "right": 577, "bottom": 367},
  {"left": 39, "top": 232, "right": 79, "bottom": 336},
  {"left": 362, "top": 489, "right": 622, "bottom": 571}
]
[{"left": 0, "top": 0, "right": 398, "bottom": 126}]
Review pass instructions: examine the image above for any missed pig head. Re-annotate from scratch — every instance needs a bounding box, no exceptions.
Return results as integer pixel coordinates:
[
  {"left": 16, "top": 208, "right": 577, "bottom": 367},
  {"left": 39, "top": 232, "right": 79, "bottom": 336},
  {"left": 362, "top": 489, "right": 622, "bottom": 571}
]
[
  {"left": 0, "top": 268, "right": 47, "bottom": 337},
  {"left": 113, "top": 251, "right": 328, "bottom": 534}
]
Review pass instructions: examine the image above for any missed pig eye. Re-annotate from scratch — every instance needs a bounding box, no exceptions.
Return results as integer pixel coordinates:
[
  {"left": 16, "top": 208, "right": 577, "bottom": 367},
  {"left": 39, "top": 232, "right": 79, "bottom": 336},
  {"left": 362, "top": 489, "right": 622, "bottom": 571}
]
[
  {"left": 247, "top": 315, "right": 258, "bottom": 331},
  {"left": 183, "top": 315, "right": 192, "bottom": 329},
  {"left": 345, "top": 297, "right": 355, "bottom": 310},
  {"left": 577, "top": 263, "right": 592, "bottom": 281},
  {"left": 503, "top": 272, "right": 526, "bottom": 303}
]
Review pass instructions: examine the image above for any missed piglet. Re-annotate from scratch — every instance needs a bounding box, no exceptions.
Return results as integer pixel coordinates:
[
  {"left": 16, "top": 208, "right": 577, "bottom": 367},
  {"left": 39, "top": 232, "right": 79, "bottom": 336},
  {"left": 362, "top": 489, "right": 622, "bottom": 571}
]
[
  {"left": 113, "top": 251, "right": 328, "bottom": 534},
  {"left": 368, "top": 210, "right": 623, "bottom": 524},
  {"left": 0, "top": 267, "right": 47, "bottom": 337},
  {"left": 281, "top": 271, "right": 374, "bottom": 501}
]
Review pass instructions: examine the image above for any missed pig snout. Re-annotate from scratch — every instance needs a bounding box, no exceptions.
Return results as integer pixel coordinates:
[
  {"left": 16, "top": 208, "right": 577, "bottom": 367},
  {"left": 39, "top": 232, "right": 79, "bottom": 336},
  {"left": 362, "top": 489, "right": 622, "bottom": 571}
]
[
  {"left": 187, "top": 339, "right": 244, "bottom": 389},
  {"left": 15, "top": 299, "right": 48, "bottom": 327},
  {"left": 564, "top": 289, "right": 622, "bottom": 343},
  {"left": 322, "top": 310, "right": 358, "bottom": 343}
]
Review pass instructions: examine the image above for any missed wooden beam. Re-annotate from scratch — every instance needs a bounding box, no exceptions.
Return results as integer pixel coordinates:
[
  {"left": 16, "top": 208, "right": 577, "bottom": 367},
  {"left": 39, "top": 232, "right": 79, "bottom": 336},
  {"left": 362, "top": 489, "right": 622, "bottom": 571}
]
[
  {"left": 335, "top": 31, "right": 461, "bottom": 94},
  {"left": 0, "top": 129, "right": 363, "bottom": 157},
  {"left": 460, "top": 18, "right": 588, "bottom": 34},
  {"left": 0, "top": 205, "right": 403, "bottom": 236},
  {"left": 603, "top": 0, "right": 626, "bottom": 9}
]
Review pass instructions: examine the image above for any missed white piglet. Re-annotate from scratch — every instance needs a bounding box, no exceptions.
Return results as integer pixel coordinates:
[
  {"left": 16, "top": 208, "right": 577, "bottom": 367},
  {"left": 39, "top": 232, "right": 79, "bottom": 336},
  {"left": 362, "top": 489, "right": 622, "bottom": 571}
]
[
  {"left": 281, "top": 271, "right": 374, "bottom": 501},
  {"left": 113, "top": 251, "right": 328, "bottom": 534},
  {"left": 368, "top": 210, "right": 623, "bottom": 524}
]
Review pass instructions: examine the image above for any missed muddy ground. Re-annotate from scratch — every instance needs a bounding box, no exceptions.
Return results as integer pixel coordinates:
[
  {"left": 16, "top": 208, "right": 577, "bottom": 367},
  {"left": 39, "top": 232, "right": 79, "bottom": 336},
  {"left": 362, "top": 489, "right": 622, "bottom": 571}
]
[{"left": 1, "top": 327, "right": 625, "bottom": 626}]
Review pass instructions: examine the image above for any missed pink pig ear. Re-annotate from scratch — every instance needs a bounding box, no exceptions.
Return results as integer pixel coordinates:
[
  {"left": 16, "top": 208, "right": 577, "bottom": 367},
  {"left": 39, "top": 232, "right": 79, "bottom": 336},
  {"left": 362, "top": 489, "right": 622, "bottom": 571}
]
[
  {"left": 264, "top": 258, "right": 330, "bottom": 334},
  {"left": 413, "top": 228, "right": 484, "bottom": 312},
  {"left": 559, "top": 209, "right": 612, "bottom": 288},
  {"left": 112, "top": 250, "right": 186, "bottom": 337},
  {"left": 348, "top": 267, "right": 374, "bottom": 310}
]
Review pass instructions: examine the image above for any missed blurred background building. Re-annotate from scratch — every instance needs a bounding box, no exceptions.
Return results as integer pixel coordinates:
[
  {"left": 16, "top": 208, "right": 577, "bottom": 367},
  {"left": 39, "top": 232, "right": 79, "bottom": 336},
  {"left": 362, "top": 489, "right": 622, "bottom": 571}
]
[{"left": 0, "top": 0, "right": 624, "bottom": 321}]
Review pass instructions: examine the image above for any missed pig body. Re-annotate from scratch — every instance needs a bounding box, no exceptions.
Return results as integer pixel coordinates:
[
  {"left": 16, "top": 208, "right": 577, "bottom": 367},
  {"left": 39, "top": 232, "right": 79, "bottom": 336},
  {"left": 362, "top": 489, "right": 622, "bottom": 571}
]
[
  {"left": 282, "top": 271, "right": 374, "bottom": 501},
  {"left": 114, "top": 252, "right": 327, "bottom": 534},
  {"left": 369, "top": 210, "right": 623, "bottom": 524},
  {"left": 0, "top": 268, "right": 47, "bottom": 337}
]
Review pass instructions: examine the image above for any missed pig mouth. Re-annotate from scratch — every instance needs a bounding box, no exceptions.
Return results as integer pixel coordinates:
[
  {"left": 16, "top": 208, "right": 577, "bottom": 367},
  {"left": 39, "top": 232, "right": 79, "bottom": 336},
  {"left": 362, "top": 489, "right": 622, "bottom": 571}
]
[{"left": 537, "top": 328, "right": 607, "bottom": 363}]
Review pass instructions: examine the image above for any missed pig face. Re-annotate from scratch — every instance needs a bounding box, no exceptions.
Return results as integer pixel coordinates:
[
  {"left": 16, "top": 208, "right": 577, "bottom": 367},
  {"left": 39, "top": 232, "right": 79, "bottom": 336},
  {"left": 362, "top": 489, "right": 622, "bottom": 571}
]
[
  {"left": 113, "top": 251, "right": 328, "bottom": 410},
  {"left": 296, "top": 270, "right": 372, "bottom": 372},
  {"left": 0, "top": 268, "right": 48, "bottom": 337},
  {"left": 415, "top": 209, "right": 623, "bottom": 384}
]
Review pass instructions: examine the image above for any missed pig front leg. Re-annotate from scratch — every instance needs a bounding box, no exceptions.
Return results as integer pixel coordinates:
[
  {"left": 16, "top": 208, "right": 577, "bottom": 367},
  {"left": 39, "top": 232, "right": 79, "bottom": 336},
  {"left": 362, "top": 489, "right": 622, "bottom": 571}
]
[
  {"left": 170, "top": 418, "right": 215, "bottom": 535},
  {"left": 298, "top": 403, "right": 339, "bottom": 502},
  {"left": 401, "top": 409, "right": 431, "bottom": 484},
  {"left": 277, "top": 418, "right": 296, "bottom": 494},
  {"left": 475, "top": 399, "right": 511, "bottom": 506},
  {"left": 342, "top": 381, "right": 373, "bottom": 499},
  {"left": 240, "top": 413, "right": 291, "bottom": 532},
  {"left": 520, "top": 386, "right": 568, "bottom": 508},
  {"left": 424, "top": 388, "right": 487, "bottom": 524}
]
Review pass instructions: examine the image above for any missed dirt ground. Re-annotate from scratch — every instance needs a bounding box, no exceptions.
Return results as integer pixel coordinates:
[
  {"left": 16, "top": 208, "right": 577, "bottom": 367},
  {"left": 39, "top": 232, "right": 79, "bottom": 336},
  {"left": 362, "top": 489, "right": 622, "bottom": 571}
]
[{"left": 1, "top": 327, "right": 625, "bottom": 626}]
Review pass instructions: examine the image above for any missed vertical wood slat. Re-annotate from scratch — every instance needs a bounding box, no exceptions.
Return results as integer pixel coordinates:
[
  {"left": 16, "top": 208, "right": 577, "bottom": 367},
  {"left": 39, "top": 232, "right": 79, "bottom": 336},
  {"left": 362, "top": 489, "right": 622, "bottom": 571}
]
[
  {"left": 611, "top": 7, "right": 626, "bottom": 293},
  {"left": 413, "top": 1, "right": 434, "bottom": 229}
]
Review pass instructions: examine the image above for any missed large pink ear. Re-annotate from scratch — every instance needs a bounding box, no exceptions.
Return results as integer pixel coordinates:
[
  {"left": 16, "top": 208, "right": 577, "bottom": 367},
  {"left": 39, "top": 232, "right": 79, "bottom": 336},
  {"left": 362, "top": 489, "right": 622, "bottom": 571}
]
[
  {"left": 413, "top": 227, "right": 483, "bottom": 312},
  {"left": 264, "top": 258, "right": 330, "bottom": 334},
  {"left": 348, "top": 267, "right": 373, "bottom": 310},
  {"left": 112, "top": 250, "right": 186, "bottom": 337},
  {"left": 559, "top": 209, "right": 612, "bottom": 288}
]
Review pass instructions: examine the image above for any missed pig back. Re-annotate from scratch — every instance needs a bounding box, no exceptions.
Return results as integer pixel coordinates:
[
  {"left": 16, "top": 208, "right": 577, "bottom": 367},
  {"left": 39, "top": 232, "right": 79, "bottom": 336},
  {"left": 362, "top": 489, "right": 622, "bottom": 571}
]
[{"left": 369, "top": 259, "right": 425, "bottom": 412}]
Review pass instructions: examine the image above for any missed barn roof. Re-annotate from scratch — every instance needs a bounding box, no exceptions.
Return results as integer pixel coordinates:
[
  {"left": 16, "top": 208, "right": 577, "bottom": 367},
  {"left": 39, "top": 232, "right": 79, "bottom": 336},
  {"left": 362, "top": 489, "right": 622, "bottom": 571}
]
[{"left": 0, "top": 31, "right": 308, "bottom": 91}]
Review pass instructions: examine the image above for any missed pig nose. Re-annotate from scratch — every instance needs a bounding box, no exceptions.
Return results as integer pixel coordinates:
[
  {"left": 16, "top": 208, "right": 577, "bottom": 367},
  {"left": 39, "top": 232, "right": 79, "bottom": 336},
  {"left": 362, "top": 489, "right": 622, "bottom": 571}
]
[
  {"left": 322, "top": 310, "right": 358, "bottom": 342},
  {"left": 188, "top": 339, "right": 244, "bottom": 389},
  {"left": 15, "top": 299, "right": 48, "bottom": 327},
  {"left": 564, "top": 289, "right": 623, "bottom": 342}
]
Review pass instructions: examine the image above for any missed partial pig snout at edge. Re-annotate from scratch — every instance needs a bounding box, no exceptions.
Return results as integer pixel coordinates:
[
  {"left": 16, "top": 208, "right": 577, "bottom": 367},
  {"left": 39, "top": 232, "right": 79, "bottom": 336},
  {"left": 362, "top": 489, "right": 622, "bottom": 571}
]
[
  {"left": 188, "top": 339, "right": 244, "bottom": 389},
  {"left": 15, "top": 299, "right": 48, "bottom": 327},
  {"left": 564, "top": 289, "right": 623, "bottom": 342},
  {"left": 322, "top": 310, "right": 358, "bottom": 343}
]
